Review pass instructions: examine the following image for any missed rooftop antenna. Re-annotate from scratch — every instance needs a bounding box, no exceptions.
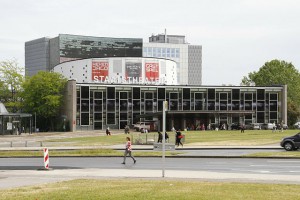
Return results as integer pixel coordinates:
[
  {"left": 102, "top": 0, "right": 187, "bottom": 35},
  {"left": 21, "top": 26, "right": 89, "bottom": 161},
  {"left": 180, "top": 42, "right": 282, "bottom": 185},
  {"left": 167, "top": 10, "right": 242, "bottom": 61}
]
[{"left": 164, "top": 28, "right": 167, "bottom": 43}]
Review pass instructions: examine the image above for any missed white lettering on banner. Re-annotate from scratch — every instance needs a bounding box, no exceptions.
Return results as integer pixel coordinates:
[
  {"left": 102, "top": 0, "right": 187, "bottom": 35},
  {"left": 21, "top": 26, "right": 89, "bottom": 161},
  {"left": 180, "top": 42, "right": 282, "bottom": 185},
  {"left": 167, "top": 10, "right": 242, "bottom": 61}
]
[
  {"left": 93, "top": 76, "right": 166, "bottom": 85},
  {"left": 145, "top": 63, "right": 159, "bottom": 72},
  {"left": 92, "top": 62, "right": 109, "bottom": 70}
]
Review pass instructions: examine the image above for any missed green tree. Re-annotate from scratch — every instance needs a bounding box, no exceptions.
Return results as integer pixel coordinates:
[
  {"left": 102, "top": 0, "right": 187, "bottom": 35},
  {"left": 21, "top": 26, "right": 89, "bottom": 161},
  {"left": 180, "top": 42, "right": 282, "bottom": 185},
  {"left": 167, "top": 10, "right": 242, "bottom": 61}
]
[
  {"left": 21, "top": 71, "right": 67, "bottom": 131},
  {"left": 241, "top": 59, "right": 300, "bottom": 125},
  {"left": 287, "top": 101, "right": 300, "bottom": 126},
  {"left": 0, "top": 80, "right": 10, "bottom": 102},
  {"left": 0, "top": 59, "right": 24, "bottom": 112}
]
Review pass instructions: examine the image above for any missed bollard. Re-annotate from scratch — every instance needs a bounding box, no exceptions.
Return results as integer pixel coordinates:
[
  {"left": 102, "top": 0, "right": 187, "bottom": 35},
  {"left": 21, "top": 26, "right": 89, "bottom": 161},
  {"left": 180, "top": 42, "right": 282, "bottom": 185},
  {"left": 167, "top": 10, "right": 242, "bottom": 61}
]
[
  {"left": 10, "top": 141, "right": 13, "bottom": 147},
  {"left": 43, "top": 148, "right": 49, "bottom": 170},
  {"left": 40, "top": 141, "right": 43, "bottom": 147},
  {"left": 25, "top": 141, "right": 28, "bottom": 147}
]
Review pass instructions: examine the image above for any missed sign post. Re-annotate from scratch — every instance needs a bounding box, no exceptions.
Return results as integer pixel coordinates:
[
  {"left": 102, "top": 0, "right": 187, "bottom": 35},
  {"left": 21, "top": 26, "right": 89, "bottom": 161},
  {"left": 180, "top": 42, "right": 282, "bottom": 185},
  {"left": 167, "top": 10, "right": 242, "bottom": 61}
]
[{"left": 162, "top": 101, "right": 168, "bottom": 177}]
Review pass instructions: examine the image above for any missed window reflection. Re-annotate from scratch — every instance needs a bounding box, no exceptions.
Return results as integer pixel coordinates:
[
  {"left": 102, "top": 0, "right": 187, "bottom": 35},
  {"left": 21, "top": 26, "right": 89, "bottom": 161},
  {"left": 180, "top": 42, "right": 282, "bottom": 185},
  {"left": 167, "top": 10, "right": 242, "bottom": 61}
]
[
  {"left": 145, "top": 100, "right": 153, "bottom": 111},
  {"left": 170, "top": 101, "right": 178, "bottom": 110},
  {"left": 183, "top": 101, "right": 190, "bottom": 110},
  {"left": 107, "top": 100, "right": 115, "bottom": 112},
  {"left": 120, "top": 100, "right": 128, "bottom": 111},
  {"left": 133, "top": 100, "right": 140, "bottom": 111}
]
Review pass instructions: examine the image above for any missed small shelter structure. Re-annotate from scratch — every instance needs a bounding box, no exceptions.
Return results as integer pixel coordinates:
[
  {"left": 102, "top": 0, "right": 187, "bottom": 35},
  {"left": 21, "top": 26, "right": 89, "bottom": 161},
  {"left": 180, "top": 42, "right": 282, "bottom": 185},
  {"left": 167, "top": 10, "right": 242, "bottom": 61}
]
[{"left": 0, "top": 102, "right": 32, "bottom": 135}]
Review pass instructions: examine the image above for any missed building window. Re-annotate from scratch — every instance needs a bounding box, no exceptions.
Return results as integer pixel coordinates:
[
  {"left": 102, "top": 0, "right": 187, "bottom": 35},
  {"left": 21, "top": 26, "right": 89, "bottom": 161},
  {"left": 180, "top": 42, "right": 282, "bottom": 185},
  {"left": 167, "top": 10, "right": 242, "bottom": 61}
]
[
  {"left": 81, "top": 86, "right": 89, "bottom": 98},
  {"left": 81, "top": 113, "right": 89, "bottom": 125},
  {"left": 183, "top": 88, "right": 190, "bottom": 100},
  {"left": 232, "top": 89, "right": 240, "bottom": 100},
  {"left": 107, "top": 113, "right": 115, "bottom": 124},
  {"left": 208, "top": 89, "right": 215, "bottom": 100},
  {"left": 120, "top": 100, "right": 128, "bottom": 111},
  {"left": 107, "top": 87, "right": 115, "bottom": 99},
  {"left": 175, "top": 48, "right": 180, "bottom": 58},
  {"left": 183, "top": 101, "right": 190, "bottom": 110},
  {"left": 94, "top": 100, "right": 102, "bottom": 112},
  {"left": 162, "top": 48, "right": 166, "bottom": 57},
  {"left": 107, "top": 100, "right": 115, "bottom": 112},
  {"left": 133, "top": 100, "right": 140, "bottom": 112},
  {"left": 257, "top": 89, "right": 265, "bottom": 100},
  {"left": 145, "top": 100, "right": 153, "bottom": 111},
  {"left": 133, "top": 87, "right": 140, "bottom": 99},
  {"left": 257, "top": 101, "right": 264, "bottom": 111},
  {"left": 158, "top": 88, "right": 165, "bottom": 99}
]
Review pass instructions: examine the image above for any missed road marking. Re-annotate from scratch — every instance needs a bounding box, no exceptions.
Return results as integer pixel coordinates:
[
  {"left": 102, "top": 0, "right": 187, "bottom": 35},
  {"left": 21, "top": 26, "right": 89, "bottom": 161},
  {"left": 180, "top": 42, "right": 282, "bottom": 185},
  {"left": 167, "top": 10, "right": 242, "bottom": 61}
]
[
  {"left": 232, "top": 169, "right": 273, "bottom": 174},
  {"left": 268, "top": 161, "right": 300, "bottom": 163},
  {"left": 257, "top": 171, "right": 271, "bottom": 173}
]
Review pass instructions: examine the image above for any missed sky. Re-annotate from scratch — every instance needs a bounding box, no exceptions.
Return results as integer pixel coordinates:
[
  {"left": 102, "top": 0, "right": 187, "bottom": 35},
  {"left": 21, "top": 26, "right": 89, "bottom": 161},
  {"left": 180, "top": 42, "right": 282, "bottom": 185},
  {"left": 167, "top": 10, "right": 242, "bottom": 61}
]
[{"left": 1, "top": 0, "right": 300, "bottom": 85}]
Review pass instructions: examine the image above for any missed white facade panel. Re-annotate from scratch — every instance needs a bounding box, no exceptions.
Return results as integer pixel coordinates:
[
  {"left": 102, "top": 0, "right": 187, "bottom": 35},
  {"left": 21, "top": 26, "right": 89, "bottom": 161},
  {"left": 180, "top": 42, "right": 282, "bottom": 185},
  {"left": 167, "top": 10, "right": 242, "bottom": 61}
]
[
  {"left": 143, "top": 43, "right": 202, "bottom": 85},
  {"left": 53, "top": 57, "right": 178, "bottom": 85}
]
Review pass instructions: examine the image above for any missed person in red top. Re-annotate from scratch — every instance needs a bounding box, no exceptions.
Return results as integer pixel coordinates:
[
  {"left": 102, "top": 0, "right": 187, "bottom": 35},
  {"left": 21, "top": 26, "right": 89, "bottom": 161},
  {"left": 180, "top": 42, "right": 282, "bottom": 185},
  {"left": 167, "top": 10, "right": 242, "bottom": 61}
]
[{"left": 122, "top": 137, "right": 136, "bottom": 164}]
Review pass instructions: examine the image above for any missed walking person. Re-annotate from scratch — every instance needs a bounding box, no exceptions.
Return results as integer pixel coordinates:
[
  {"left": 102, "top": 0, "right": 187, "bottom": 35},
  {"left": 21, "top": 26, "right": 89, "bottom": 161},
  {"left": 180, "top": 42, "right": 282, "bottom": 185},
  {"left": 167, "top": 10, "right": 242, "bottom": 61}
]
[
  {"left": 272, "top": 121, "right": 276, "bottom": 132},
  {"left": 122, "top": 137, "right": 136, "bottom": 164},
  {"left": 157, "top": 132, "right": 163, "bottom": 143},
  {"left": 124, "top": 125, "right": 130, "bottom": 134},
  {"left": 165, "top": 132, "right": 169, "bottom": 142},
  {"left": 175, "top": 129, "right": 183, "bottom": 147},
  {"left": 240, "top": 124, "right": 245, "bottom": 133}
]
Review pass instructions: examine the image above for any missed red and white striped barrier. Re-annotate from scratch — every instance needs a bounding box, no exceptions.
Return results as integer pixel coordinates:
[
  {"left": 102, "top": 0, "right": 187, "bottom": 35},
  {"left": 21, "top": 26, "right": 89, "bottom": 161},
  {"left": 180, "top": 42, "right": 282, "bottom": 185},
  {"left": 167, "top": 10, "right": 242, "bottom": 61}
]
[{"left": 43, "top": 148, "right": 49, "bottom": 169}]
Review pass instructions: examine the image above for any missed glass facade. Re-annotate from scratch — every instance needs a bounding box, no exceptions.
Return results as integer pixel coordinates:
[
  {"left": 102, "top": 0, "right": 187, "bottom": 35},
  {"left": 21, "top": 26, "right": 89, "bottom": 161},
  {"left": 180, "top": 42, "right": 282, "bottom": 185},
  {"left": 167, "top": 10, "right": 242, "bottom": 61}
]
[
  {"left": 143, "top": 47, "right": 180, "bottom": 59},
  {"left": 76, "top": 84, "right": 285, "bottom": 131},
  {"left": 59, "top": 34, "right": 143, "bottom": 63}
]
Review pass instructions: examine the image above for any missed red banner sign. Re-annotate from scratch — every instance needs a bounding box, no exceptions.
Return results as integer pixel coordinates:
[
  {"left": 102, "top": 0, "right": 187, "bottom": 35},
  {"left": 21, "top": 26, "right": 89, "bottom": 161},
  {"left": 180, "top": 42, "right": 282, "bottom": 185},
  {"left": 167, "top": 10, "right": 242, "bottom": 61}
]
[
  {"left": 92, "top": 61, "right": 109, "bottom": 81},
  {"left": 145, "top": 63, "right": 159, "bottom": 80}
]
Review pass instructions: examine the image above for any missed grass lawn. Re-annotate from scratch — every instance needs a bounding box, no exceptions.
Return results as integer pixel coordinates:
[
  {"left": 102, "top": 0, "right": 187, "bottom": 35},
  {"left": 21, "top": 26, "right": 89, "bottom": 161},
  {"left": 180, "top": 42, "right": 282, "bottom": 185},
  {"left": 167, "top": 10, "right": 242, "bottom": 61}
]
[
  {"left": 183, "top": 130, "right": 294, "bottom": 146},
  {"left": 1, "top": 179, "right": 300, "bottom": 200},
  {"left": 244, "top": 151, "right": 300, "bottom": 158},
  {"left": 2, "top": 130, "right": 298, "bottom": 157},
  {"left": 44, "top": 130, "right": 298, "bottom": 146},
  {"left": 0, "top": 149, "right": 181, "bottom": 157}
]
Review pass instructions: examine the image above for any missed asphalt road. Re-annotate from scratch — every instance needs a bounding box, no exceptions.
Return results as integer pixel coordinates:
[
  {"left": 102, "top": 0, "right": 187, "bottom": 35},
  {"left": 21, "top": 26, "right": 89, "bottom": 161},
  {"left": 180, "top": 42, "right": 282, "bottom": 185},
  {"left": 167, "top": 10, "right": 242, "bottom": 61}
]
[
  {"left": 1, "top": 157, "right": 300, "bottom": 175},
  {"left": 1, "top": 157, "right": 300, "bottom": 189}
]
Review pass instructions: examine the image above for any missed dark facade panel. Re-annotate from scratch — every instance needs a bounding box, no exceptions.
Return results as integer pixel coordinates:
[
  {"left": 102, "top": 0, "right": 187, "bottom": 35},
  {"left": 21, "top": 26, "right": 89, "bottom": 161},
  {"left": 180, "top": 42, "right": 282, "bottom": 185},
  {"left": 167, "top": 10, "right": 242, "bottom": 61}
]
[{"left": 59, "top": 34, "right": 143, "bottom": 63}]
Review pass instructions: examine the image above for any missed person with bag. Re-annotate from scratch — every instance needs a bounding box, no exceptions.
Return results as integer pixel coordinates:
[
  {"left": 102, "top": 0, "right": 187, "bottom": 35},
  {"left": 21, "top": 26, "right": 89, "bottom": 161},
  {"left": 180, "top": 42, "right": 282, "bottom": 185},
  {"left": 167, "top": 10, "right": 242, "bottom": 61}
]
[
  {"left": 175, "top": 129, "right": 183, "bottom": 147},
  {"left": 122, "top": 137, "right": 136, "bottom": 164}
]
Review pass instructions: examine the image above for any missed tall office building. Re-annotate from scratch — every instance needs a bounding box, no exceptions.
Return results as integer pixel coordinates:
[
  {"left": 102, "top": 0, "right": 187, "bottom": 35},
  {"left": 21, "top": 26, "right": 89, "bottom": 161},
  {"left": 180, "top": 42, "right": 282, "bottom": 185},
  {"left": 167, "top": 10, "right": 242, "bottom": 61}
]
[
  {"left": 144, "top": 34, "right": 202, "bottom": 85},
  {"left": 25, "top": 34, "right": 143, "bottom": 76},
  {"left": 25, "top": 37, "right": 50, "bottom": 76}
]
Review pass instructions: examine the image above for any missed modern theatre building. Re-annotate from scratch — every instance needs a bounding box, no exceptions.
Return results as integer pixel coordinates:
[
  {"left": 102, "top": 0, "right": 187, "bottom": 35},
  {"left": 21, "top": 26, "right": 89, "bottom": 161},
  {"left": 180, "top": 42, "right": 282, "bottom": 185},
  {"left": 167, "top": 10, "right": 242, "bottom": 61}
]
[{"left": 25, "top": 34, "right": 287, "bottom": 132}]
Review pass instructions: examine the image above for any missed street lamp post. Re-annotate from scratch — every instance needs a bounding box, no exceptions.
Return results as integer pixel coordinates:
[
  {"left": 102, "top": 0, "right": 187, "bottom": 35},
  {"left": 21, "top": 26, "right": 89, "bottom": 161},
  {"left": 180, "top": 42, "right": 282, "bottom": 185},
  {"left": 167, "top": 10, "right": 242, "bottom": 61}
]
[
  {"left": 162, "top": 101, "right": 168, "bottom": 177},
  {"left": 34, "top": 112, "right": 36, "bottom": 132},
  {"left": 11, "top": 87, "right": 15, "bottom": 112}
]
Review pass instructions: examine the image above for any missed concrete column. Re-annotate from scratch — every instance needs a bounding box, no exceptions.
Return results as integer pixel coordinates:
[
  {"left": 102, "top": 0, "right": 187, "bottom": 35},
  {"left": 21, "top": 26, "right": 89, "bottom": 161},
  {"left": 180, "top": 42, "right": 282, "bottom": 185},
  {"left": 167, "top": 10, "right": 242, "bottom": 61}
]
[
  {"left": 64, "top": 80, "right": 77, "bottom": 132},
  {"left": 183, "top": 119, "right": 186, "bottom": 130},
  {"left": 282, "top": 85, "right": 288, "bottom": 124}
]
